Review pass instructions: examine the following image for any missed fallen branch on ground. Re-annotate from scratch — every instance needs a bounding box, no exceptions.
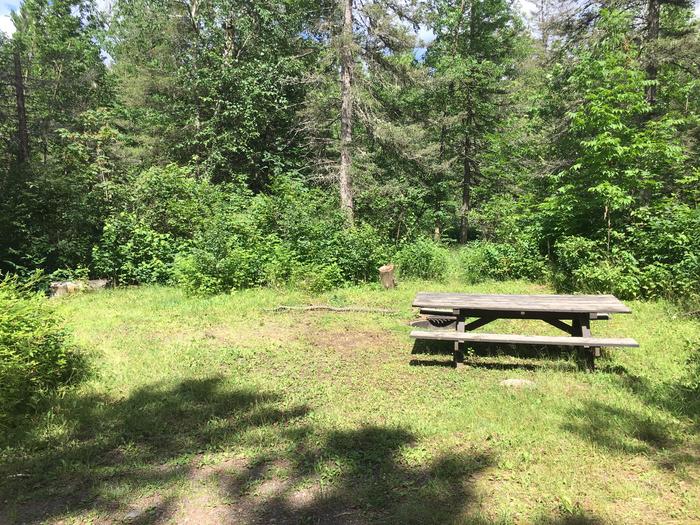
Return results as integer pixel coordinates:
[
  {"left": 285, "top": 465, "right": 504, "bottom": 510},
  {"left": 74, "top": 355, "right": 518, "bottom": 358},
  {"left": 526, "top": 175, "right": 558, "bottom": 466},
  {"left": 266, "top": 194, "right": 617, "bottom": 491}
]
[{"left": 269, "top": 305, "right": 398, "bottom": 314}]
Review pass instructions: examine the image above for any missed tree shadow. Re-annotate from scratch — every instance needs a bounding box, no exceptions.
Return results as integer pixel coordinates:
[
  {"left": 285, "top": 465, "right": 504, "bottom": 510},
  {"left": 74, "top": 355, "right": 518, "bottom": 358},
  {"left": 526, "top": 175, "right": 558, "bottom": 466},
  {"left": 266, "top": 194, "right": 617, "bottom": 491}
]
[
  {"left": 534, "top": 513, "right": 607, "bottom": 525},
  {"left": 562, "top": 399, "right": 679, "bottom": 456},
  {"left": 214, "top": 425, "right": 495, "bottom": 524},
  {"left": 562, "top": 392, "right": 700, "bottom": 485},
  {"left": 1, "top": 378, "right": 500, "bottom": 524},
  {"left": 619, "top": 348, "right": 700, "bottom": 424},
  {"left": 0, "top": 376, "right": 309, "bottom": 524}
]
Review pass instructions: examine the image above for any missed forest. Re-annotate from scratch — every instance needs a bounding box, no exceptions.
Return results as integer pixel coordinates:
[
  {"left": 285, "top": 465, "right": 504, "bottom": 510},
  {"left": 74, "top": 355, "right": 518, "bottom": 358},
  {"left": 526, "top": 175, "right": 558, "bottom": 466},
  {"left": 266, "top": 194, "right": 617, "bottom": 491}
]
[{"left": 0, "top": 0, "right": 698, "bottom": 300}]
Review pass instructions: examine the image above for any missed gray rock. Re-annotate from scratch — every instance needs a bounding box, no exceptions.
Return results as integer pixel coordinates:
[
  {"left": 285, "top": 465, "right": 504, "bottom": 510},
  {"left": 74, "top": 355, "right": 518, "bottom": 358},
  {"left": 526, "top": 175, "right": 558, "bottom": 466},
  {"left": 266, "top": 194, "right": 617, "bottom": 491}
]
[
  {"left": 499, "top": 378, "right": 536, "bottom": 389},
  {"left": 49, "top": 281, "right": 84, "bottom": 297},
  {"left": 86, "top": 278, "right": 110, "bottom": 290},
  {"left": 50, "top": 279, "right": 110, "bottom": 297}
]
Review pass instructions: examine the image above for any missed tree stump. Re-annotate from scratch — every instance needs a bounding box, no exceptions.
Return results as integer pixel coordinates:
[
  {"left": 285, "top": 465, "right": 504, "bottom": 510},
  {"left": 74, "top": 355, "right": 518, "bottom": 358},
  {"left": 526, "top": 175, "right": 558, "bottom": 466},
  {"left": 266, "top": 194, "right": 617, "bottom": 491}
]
[{"left": 379, "top": 264, "right": 396, "bottom": 289}]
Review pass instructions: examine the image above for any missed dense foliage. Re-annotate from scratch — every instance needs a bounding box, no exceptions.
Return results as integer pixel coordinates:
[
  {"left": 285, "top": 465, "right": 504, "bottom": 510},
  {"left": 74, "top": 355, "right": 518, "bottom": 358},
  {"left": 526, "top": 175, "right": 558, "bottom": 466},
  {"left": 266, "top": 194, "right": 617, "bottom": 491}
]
[
  {"left": 0, "top": 0, "right": 698, "bottom": 301},
  {"left": 0, "top": 275, "right": 79, "bottom": 417}
]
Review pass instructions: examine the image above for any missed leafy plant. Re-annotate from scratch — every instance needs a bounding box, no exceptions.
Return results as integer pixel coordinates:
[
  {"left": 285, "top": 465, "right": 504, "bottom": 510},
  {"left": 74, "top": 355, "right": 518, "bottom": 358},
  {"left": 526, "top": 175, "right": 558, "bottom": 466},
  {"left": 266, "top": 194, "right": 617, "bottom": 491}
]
[
  {"left": 395, "top": 239, "right": 449, "bottom": 280},
  {"left": 460, "top": 240, "right": 548, "bottom": 283},
  {"left": 93, "top": 213, "right": 178, "bottom": 285},
  {"left": 0, "top": 274, "right": 82, "bottom": 417}
]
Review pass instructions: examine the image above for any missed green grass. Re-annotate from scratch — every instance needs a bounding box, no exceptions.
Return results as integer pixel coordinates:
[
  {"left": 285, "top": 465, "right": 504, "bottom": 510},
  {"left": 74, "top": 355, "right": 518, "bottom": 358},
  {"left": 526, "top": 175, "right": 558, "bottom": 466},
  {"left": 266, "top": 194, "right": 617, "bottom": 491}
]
[{"left": 1, "top": 280, "right": 699, "bottom": 524}]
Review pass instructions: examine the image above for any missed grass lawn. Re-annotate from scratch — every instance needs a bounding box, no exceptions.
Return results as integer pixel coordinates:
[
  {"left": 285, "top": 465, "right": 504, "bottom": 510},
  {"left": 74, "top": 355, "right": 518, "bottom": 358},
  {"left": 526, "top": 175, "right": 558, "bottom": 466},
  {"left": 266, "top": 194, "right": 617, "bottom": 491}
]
[{"left": 1, "top": 280, "right": 699, "bottom": 524}]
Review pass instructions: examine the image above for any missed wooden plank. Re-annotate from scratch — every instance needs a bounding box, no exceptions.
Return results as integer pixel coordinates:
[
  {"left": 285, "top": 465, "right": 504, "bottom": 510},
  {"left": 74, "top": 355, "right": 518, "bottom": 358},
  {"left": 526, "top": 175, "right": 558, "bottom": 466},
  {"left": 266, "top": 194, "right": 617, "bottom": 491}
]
[
  {"left": 543, "top": 318, "right": 573, "bottom": 334},
  {"left": 417, "top": 310, "right": 608, "bottom": 321},
  {"left": 412, "top": 293, "right": 631, "bottom": 314},
  {"left": 464, "top": 317, "right": 496, "bottom": 331},
  {"left": 414, "top": 294, "right": 628, "bottom": 310},
  {"left": 419, "top": 308, "right": 456, "bottom": 317},
  {"left": 409, "top": 330, "right": 639, "bottom": 348}
]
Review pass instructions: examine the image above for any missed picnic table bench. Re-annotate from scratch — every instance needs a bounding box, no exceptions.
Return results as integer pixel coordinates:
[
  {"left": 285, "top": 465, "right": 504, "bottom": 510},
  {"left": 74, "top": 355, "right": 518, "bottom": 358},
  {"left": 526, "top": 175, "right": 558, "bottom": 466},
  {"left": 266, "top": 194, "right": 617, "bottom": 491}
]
[{"left": 410, "top": 293, "right": 639, "bottom": 369}]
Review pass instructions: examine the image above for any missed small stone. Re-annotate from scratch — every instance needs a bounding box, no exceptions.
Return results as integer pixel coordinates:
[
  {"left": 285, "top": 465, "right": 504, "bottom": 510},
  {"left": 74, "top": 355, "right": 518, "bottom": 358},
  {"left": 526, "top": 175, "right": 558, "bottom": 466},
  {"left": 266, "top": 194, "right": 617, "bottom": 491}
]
[
  {"left": 499, "top": 378, "right": 536, "bottom": 389},
  {"left": 123, "top": 508, "right": 152, "bottom": 522}
]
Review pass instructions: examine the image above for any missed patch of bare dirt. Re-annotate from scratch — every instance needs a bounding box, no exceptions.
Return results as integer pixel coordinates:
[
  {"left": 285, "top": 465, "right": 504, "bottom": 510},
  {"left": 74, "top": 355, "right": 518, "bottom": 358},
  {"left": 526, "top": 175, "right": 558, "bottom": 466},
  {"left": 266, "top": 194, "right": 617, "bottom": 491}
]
[
  {"left": 305, "top": 326, "right": 400, "bottom": 355},
  {"left": 203, "top": 319, "right": 309, "bottom": 349}
]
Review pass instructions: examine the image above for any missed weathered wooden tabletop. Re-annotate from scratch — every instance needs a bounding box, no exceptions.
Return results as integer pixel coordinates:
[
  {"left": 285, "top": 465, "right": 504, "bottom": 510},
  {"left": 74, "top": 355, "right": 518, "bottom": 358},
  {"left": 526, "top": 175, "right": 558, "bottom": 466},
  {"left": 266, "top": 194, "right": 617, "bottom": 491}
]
[{"left": 412, "top": 293, "right": 632, "bottom": 314}]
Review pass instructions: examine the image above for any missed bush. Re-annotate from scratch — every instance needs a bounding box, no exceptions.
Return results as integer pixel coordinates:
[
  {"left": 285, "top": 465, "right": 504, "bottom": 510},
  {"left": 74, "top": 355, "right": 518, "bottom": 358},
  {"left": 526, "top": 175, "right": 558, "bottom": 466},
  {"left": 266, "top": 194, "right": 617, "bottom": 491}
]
[
  {"left": 251, "top": 182, "right": 389, "bottom": 283},
  {"left": 552, "top": 236, "right": 641, "bottom": 298},
  {"left": 319, "top": 224, "right": 389, "bottom": 283},
  {"left": 93, "top": 213, "right": 178, "bottom": 285},
  {"left": 460, "top": 240, "right": 548, "bottom": 283},
  {"left": 395, "top": 239, "right": 449, "bottom": 280},
  {"left": 129, "top": 164, "right": 223, "bottom": 239},
  {"left": 174, "top": 225, "right": 260, "bottom": 295},
  {"left": 0, "top": 274, "right": 80, "bottom": 416},
  {"left": 625, "top": 202, "right": 700, "bottom": 300},
  {"left": 292, "top": 263, "right": 345, "bottom": 293},
  {"left": 174, "top": 182, "right": 391, "bottom": 295},
  {"left": 173, "top": 210, "right": 290, "bottom": 295},
  {"left": 551, "top": 202, "right": 700, "bottom": 300}
]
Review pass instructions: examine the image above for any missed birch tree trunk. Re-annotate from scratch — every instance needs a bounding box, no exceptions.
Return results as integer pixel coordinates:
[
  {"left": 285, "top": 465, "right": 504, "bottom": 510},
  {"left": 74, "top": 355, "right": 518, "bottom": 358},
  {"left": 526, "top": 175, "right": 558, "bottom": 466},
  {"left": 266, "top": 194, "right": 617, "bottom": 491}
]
[{"left": 339, "top": 0, "right": 354, "bottom": 225}]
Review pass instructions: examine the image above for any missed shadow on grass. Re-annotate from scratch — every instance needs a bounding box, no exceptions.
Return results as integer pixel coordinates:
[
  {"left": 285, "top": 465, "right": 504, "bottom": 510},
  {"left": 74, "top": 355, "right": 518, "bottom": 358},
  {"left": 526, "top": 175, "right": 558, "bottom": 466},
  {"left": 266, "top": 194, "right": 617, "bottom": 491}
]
[
  {"left": 534, "top": 514, "right": 606, "bottom": 525},
  {"left": 410, "top": 340, "right": 586, "bottom": 371},
  {"left": 0, "top": 377, "right": 309, "bottom": 523},
  {"left": 566, "top": 346, "right": 700, "bottom": 465},
  {"left": 1, "top": 377, "right": 504, "bottom": 524},
  {"left": 562, "top": 392, "right": 700, "bottom": 476},
  {"left": 562, "top": 399, "right": 679, "bottom": 455},
  {"left": 213, "top": 425, "right": 495, "bottom": 524},
  {"left": 618, "top": 347, "right": 700, "bottom": 424}
]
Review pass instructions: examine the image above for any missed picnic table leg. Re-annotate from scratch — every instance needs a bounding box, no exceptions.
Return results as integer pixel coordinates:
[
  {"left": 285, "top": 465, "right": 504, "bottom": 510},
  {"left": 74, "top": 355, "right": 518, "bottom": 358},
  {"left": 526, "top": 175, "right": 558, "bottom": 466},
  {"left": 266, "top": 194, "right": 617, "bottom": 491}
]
[
  {"left": 453, "top": 313, "right": 466, "bottom": 368},
  {"left": 574, "top": 315, "right": 597, "bottom": 371}
]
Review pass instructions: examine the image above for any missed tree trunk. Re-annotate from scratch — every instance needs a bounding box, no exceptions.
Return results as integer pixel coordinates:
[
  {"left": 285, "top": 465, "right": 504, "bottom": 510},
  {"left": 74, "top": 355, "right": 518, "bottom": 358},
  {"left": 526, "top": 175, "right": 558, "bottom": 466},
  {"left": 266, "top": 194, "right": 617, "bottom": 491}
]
[
  {"left": 459, "top": 0, "right": 477, "bottom": 245},
  {"left": 13, "top": 46, "right": 29, "bottom": 164},
  {"left": 379, "top": 264, "right": 396, "bottom": 289},
  {"left": 645, "top": 0, "right": 660, "bottom": 105},
  {"left": 460, "top": 127, "right": 471, "bottom": 244},
  {"left": 339, "top": 0, "right": 355, "bottom": 225}
]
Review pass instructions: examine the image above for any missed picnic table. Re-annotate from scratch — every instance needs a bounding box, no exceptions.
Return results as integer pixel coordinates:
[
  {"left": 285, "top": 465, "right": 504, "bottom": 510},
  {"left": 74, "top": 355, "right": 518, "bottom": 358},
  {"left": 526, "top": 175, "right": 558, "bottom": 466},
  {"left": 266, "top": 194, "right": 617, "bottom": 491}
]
[{"left": 410, "top": 293, "right": 639, "bottom": 369}]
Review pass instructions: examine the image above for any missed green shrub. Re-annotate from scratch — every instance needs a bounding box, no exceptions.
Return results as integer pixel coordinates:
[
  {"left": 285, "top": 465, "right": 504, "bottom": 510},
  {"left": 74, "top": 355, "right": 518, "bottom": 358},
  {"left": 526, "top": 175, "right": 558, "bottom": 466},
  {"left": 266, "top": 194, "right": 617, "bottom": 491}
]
[
  {"left": 260, "top": 239, "right": 300, "bottom": 288},
  {"left": 553, "top": 236, "right": 641, "bottom": 298},
  {"left": 173, "top": 211, "right": 282, "bottom": 295},
  {"left": 395, "top": 239, "right": 449, "bottom": 280},
  {"left": 173, "top": 183, "right": 391, "bottom": 295},
  {"left": 460, "top": 240, "right": 548, "bottom": 283},
  {"left": 251, "top": 183, "right": 389, "bottom": 283},
  {"left": 321, "top": 224, "right": 389, "bottom": 283},
  {"left": 292, "top": 263, "right": 345, "bottom": 293},
  {"left": 552, "top": 236, "right": 600, "bottom": 292},
  {"left": 46, "top": 266, "right": 90, "bottom": 284},
  {"left": 624, "top": 202, "right": 700, "bottom": 300},
  {"left": 130, "top": 164, "right": 222, "bottom": 239},
  {"left": 0, "top": 274, "right": 80, "bottom": 416},
  {"left": 552, "top": 202, "right": 700, "bottom": 300},
  {"left": 93, "top": 213, "right": 178, "bottom": 285}
]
